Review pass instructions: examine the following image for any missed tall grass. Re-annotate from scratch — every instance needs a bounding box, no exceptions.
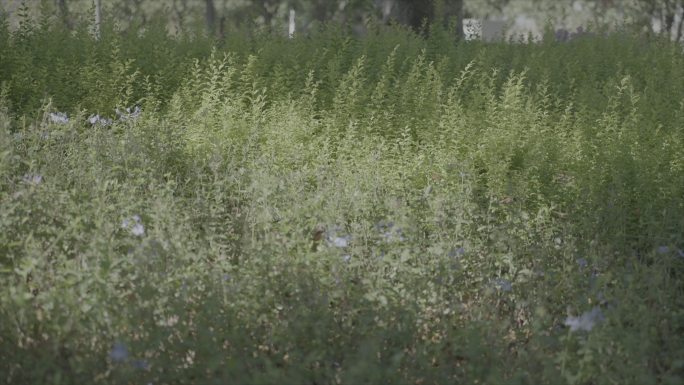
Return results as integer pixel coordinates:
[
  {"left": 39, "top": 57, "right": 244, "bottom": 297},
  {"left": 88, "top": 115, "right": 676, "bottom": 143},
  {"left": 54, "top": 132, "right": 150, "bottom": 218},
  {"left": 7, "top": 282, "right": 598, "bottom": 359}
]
[{"left": 1, "top": 10, "right": 683, "bottom": 385}]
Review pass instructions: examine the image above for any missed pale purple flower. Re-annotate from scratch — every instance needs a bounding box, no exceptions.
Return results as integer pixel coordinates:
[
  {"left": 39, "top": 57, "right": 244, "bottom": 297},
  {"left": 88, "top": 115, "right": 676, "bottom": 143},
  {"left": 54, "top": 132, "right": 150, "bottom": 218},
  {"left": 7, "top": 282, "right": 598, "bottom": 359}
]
[
  {"left": 88, "top": 114, "right": 113, "bottom": 126},
  {"left": 131, "top": 223, "right": 145, "bottom": 236},
  {"left": 577, "top": 258, "right": 588, "bottom": 269},
  {"left": 381, "top": 229, "right": 405, "bottom": 243},
  {"left": 376, "top": 221, "right": 405, "bottom": 243},
  {"left": 449, "top": 248, "right": 465, "bottom": 258},
  {"left": 122, "top": 215, "right": 144, "bottom": 236},
  {"left": 375, "top": 221, "right": 394, "bottom": 230},
  {"left": 132, "top": 359, "right": 150, "bottom": 370},
  {"left": 49, "top": 112, "right": 69, "bottom": 124},
  {"left": 331, "top": 236, "right": 350, "bottom": 248},
  {"left": 657, "top": 245, "right": 670, "bottom": 255},
  {"left": 22, "top": 174, "right": 43, "bottom": 185},
  {"left": 326, "top": 226, "right": 351, "bottom": 248},
  {"left": 116, "top": 106, "right": 142, "bottom": 121},
  {"left": 110, "top": 342, "right": 129, "bottom": 362},
  {"left": 564, "top": 307, "right": 605, "bottom": 332},
  {"left": 342, "top": 254, "right": 351, "bottom": 263},
  {"left": 492, "top": 278, "right": 512, "bottom": 292},
  {"left": 555, "top": 28, "right": 570, "bottom": 42}
]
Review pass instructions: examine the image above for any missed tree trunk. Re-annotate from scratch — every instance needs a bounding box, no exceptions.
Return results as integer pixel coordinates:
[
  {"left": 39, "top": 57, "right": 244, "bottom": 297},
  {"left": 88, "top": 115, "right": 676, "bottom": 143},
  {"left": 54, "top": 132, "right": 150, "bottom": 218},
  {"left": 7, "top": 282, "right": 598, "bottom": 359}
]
[
  {"left": 676, "top": 1, "right": 684, "bottom": 42},
  {"left": 56, "top": 0, "right": 72, "bottom": 29},
  {"left": 289, "top": 9, "right": 295, "bottom": 37},
  {"left": 313, "top": 0, "right": 329, "bottom": 23},
  {"left": 400, "top": 0, "right": 433, "bottom": 32},
  {"left": 252, "top": 0, "right": 277, "bottom": 28},
  {"left": 393, "top": 0, "right": 463, "bottom": 37},
  {"left": 663, "top": 0, "right": 675, "bottom": 36},
  {"left": 205, "top": 0, "right": 217, "bottom": 36},
  {"left": 93, "top": 0, "right": 101, "bottom": 39}
]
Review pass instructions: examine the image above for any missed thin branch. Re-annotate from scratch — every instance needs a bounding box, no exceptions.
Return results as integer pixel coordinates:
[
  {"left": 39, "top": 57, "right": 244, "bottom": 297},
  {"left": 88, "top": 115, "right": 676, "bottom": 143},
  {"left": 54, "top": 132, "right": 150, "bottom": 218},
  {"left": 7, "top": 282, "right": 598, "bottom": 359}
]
[
  {"left": 676, "top": 1, "right": 684, "bottom": 42},
  {"left": 94, "top": 0, "right": 101, "bottom": 40}
]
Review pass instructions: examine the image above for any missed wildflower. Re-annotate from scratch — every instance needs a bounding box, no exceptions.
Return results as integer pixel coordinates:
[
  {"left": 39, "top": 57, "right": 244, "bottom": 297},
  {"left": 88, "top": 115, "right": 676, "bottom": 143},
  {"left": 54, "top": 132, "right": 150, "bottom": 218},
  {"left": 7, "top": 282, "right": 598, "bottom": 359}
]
[
  {"left": 678, "top": 249, "right": 684, "bottom": 258},
  {"left": 376, "top": 221, "right": 405, "bottom": 243},
  {"left": 576, "top": 258, "right": 588, "bottom": 269},
  {"left": 110, "top": 342, "right": 129, "bottom": 362},
  {"left": 116, "top": 106, "right": 142, "bottom": 121},
  {"left": 342, "top": 254, "right": 351, "bottom": 263},
  {"left": 564, "top": 306, "right": 605, "bottom": 332},
  {"left": 330, "top": 235, "right": 350, "bottom": 248},
  {"left": 22, "top": 174, "right": 43, "bottom": 185},
  {"left": 449, "top": 248, "right": 465, "bottom": 258},
  {"left": 48, "top": 112, "right": 69, "bottom": 124},
  {"left": 555, "top": 28, "right": 570, "bottom": 42},
  {"left": 656, "top": 245, "right": 670, "bottom": 254},
  {"left": 132, "top": 359, "right": 150, "bottom": 370},
  {"left": 596, "top": 291, "right": 611, "bottom": 307},
  {"left": 381, "top": 230, "right": 405, "bottom": 243},
  {"left": 450, "top": 261, "right": 461, "bottom": 271},
  {"left": 131, "top": 223, "right": 145, "bottom": 236},
  {"left": 88, "top": 114, "right": 113, "bottom": 126},
  {"left": 122, "top": 215, "right": 145, "bottom": 236},
  {"left": 326, "top": 226, "right": 351, "bottom": 248},
  {"left": 492, "top": 278, "right": 512, "bottom": 292},
  {"left": 375, "top": 221, "right": 394, "bottom": 231}
]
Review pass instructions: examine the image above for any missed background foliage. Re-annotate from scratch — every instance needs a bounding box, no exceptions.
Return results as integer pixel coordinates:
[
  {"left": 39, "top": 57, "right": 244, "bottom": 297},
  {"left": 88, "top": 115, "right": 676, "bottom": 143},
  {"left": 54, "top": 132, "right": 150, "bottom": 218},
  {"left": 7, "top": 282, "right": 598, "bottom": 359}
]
[{"left": 1, "top": 0, "right": 683, "bottom": 42}]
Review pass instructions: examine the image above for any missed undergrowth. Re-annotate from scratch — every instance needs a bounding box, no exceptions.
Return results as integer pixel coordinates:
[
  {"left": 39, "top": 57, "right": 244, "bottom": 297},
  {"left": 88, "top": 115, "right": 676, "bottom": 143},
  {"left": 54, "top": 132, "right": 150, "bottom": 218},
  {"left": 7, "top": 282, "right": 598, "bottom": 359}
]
[{"left": 1, "top": 9, "right": 683, "bottom": 385}]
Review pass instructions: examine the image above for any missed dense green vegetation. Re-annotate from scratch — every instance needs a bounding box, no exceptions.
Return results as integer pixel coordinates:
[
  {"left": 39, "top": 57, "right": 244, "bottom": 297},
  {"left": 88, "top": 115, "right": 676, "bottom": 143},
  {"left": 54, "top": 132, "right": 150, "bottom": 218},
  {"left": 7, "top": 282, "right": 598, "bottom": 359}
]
[{"left": 1, "top": 11, "right": 683, "bottom": 385}]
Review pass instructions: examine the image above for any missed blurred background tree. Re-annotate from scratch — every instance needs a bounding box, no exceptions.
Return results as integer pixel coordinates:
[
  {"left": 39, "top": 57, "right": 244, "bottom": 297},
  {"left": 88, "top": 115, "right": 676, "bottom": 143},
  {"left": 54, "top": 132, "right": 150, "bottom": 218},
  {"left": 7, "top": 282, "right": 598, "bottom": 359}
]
[{"left": 0, "top": 0, "right": 682, "bottom": 42}]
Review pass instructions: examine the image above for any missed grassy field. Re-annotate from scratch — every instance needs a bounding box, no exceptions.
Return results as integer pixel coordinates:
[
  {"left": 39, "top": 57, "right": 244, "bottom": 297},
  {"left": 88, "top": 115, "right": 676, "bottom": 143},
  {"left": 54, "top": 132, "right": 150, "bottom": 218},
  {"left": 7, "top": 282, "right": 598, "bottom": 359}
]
[{"left": 1, "top": 12, "right": 684, "bottom": 385}]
